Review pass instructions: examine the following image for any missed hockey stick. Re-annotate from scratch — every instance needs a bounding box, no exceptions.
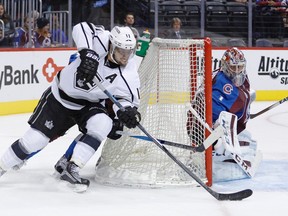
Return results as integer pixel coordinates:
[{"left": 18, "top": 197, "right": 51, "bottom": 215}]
[
  {"left": 189, "top": 107, "right": 253, "bottom": 177},
  {"left": 250, "top": 96, "right": 288, "bottom": 119},
  {"left": 116, "top": 126, "right": 223, "bottom": 152},
  {"left": 93, "top": 77, "right": 252, "bottom": 201}
]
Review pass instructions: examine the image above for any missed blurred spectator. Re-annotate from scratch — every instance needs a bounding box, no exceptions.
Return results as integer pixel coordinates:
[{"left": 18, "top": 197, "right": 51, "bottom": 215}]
[
  {"left": 0, "top": 3, "right": 15, "bottom": 47},
  {"left": 13, "top": 16, "right": 35, "bottom": 48},
  {"left": 123, "top": 12, "right": 140, "bottom": 40},
  {"left": 72, "top": 0, "right": 93, "bottom": 25},
  {"left": 87, "top": 0, "right": 110, "bottom": 29},
  {"left": 281, "top": 0, "right": 288, "bottom": 37},
  {"left": 165, "top": 17, "right": 186, "bottom": 39},
  {"left": 28, "top": 10, "right": 40, "bottom": 29},
  {"left": 51, "top": 14, "right": 68, "bottom": 46},
  {"left": 234, "top": 0, "right": 247, "bottom": 2},
  {"left": 42, "top": 0, "right": 53, "bottom": 11},
  {"left": 34, "top": 17, "right": 52, "bottom": 48},
  {"left": 255, "top": 0, "right": 285, "bottom": 38},
  {"left": 43, "top": 0, "right": 68, "bottom": 11}
]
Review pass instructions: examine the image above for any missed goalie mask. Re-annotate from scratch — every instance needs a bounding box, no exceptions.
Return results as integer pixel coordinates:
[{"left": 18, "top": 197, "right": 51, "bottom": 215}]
[
  {"left": 109, "top": 26, "right": 136, "bottom": 66},
  {"left": 221, "top": 47, "right": 246, "bottom": 87}
]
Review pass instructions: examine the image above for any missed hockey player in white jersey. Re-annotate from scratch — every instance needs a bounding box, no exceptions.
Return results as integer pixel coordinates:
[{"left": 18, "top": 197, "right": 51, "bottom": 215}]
[{"left": 0, "top": 22, "right": 141, "bottom": 190}]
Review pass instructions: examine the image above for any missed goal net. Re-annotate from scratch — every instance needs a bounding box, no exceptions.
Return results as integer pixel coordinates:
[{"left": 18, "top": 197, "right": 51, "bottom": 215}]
[{"left": 95, "top": 38, "right": 212, "bottom": 187}]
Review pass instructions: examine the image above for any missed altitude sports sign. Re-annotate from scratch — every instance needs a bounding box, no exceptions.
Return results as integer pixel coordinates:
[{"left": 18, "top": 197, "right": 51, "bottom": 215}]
[{"left": 212, "top": 48, "right": 288, "bottom": 101}]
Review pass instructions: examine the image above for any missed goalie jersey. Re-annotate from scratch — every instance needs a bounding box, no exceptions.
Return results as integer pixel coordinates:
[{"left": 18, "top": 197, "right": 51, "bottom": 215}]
[
  {"left": 211, "top": 70, "right": 262, "bottom": 182},
  {"left": 212, "top": 70, "right": 251, "bottom": 134}
]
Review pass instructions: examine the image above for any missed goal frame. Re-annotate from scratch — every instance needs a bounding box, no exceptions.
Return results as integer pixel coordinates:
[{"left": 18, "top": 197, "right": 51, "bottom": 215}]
[
  {"left": 203, "top": 37, "right": 212, "bottom": 186},
  {"left": 96, "top": 37, "right": 213, "bottom": 187}
]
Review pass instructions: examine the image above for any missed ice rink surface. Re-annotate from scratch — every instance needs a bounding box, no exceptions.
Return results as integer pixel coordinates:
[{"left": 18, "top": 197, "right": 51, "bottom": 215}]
[{"left": 0, "top": 101, "right": 287, "bottom": 216}]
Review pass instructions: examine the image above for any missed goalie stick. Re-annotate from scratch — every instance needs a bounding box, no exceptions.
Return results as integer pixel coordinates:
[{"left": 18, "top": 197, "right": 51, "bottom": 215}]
[
  {"left": 116, "top": 126, "right": 223, "bottom": 152},
  {"left": 93, "top": 77, "right": 252, "bottom": 201},
  {"left": 250, "top": 96, "right": 288, "bottom": 119},
  {"left": 189, "top": 107, "right": 254, "bottom": 178}
]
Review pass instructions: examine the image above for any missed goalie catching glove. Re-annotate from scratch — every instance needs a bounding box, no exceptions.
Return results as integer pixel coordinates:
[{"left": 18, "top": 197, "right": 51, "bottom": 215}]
[
  {"left": 77, "top": 48, "right": 99, "bottom": 83},
  {"left": 117, "top": 106, "right": 141, "bottom": 128}
]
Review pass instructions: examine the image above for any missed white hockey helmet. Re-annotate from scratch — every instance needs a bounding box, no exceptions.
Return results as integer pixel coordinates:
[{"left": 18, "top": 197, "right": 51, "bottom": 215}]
[
  {"left": 109, "top": 26, "right": 136, "bottom": 50},
  {"left": 221, "top": 47, "right": 246, "bottom": 87},
  {"left": 109, "top": 26, "right": 136, "bottom": 65}
]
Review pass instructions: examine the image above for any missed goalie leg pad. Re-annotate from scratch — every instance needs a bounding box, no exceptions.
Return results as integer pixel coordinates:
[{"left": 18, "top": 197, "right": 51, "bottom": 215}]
[
  {"left": 213, "top": 150, "right": 262, "bottom": 182},
  {"left": 213, "top": 111, "right": 241, "bottom": 155},
  {"left": 238, "top": 130, "right": 257, "bottom": 154}
]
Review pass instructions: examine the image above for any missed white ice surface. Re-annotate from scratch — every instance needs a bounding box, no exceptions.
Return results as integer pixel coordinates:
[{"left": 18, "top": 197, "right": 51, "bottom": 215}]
[{"left": 0, "top": 101, "right": 287, "bottom": 216}]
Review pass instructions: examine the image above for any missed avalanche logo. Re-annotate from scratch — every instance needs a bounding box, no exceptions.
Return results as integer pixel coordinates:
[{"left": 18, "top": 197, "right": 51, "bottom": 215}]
[
  {"left": 42, "top": 58, "right": 64, "bottom": 82},
  {"left": 223, "top": 83, "right": 233, "bottom": 95}
]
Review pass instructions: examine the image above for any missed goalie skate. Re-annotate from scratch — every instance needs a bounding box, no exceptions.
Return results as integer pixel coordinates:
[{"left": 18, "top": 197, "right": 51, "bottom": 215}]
[{"left": 60, "top": 162, "right": 90, "bottom": 193}]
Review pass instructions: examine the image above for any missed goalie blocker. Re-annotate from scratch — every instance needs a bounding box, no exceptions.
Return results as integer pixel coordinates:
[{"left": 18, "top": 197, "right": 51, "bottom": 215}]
[{"left": 211, "top": 111, "right": 262, "bottom": 182}]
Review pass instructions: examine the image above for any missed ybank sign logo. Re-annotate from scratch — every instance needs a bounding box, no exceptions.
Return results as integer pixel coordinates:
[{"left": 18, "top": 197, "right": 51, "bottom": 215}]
[
  {"left": 0, "top": 49, "right": 75, "bottom": 102},
  {"left": 0, "top": 64, "right": 39, "bottom": 90},
  {"left": 0, "top": 57, "right": 64, "bottom": 91},
  {"left": 42, "top": 58, "right": 64, "bottom": 82}
]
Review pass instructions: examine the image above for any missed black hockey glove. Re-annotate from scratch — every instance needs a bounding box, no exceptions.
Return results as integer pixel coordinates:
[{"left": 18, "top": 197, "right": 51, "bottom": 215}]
[
  {"left": 117, "top": 106, "right": 141, "bottom": 129},
  {"left": 107, "top": 119, "right": 124, "bottom": 140},
  {"left": 77, "top": 49, "right": 99, "bottom": 83}
]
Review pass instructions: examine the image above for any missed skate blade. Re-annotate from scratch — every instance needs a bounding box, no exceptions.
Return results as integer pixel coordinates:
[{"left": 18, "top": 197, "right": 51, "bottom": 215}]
[
  {"left": 60, "top": 178, "right": 88, "bottom": 193},
  {"left": 58, "top": 179, "right": 88, "bottom": 193},
  {"left": 52, "top": 173, "right": 88, "bottom": 193},
  {"left": 72, "top": 184, "right": 88, "bottom": 193},
  {"left": 52, "top": 171, "right": 61, "bottom": 179}
]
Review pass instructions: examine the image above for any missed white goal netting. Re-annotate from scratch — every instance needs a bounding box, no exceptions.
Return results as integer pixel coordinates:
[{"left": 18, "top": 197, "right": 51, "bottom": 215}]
[{"left": 95, "top": 38, "right": 212, "bottom": 187}]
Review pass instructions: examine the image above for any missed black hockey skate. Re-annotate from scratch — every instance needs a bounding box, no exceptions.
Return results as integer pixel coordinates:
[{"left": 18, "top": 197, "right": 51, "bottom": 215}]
[
  {"left": 60, "top": 162, "right": 90, "bottom": 193},
  {"left": 54, "top": 155, "right": 68, "bottom": 175}
]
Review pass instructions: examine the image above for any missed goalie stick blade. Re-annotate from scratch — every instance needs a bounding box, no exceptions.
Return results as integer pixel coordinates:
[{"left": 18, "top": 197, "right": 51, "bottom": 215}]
[{"left": 216, "top": 189, "right": 253, "bottom": 201}]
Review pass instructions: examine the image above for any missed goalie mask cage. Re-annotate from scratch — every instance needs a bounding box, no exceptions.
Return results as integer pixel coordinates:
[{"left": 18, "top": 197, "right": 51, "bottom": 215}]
[{"left": 95, "top": 38, "right": 213, "bottom": 187}]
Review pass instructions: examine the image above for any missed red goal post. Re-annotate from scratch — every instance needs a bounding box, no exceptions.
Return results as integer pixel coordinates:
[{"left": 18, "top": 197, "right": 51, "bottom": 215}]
[{"left": 95, "top": 37, "right": 213, "bottom": 187}]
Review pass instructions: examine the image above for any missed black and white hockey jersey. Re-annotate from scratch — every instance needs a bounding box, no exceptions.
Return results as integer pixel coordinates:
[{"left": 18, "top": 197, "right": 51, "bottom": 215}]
[{"left": 51, "top": 22, "right": 140, "bottom": 113}]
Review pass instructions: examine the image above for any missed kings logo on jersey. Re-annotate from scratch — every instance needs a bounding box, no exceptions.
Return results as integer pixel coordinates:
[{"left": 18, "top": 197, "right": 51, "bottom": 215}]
[{"left": 74, "top": 71, "right": 104, "bottom": 92}]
